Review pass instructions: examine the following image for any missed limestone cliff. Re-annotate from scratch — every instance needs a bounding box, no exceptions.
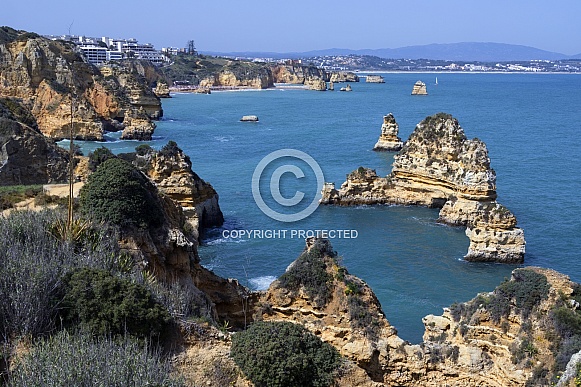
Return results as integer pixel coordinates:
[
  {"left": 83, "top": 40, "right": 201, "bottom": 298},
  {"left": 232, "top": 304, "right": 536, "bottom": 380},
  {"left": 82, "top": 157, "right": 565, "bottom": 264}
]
[
  {"left": 270, "top": 63, "right": 328, "bottom": 84},
  {"left": 132, "top": 142, "right": 224, "bottom": 244},
  {"left": 0, "top": 99, "right": 69, "bottom": 185},
  {"left": 253, "top": 239, "right": 581, "bottom": 386},
  {"left": 321, "top": 113, "right": 525, "bottom": 263},
  {"left": 372, "top": 113, "right": 403, "bottom": 151},
  {"left": 305, "top": 78, "right": 327, "bottom": 91},
  {"left": 366, "top": 75, "right": 385, "bottom": 83},
  {"left": 0, "top": 27, "right": 161, "bottom": 141},
  {"left": 199, "top": 69, "right": 273, "bottom": 89},
  {"left": 330, "top": 71, "right": 360, "bottom": 83}
]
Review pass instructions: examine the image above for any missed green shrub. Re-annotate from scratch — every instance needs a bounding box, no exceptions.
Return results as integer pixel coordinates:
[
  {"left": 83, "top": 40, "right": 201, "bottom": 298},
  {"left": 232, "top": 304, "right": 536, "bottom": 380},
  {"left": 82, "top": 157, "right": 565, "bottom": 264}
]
[
  {"left": 8, "top": 330, "right": 184, "bottom": 386},
  {"left": 0, "top": 210, "right": 122, "bottom": 340},
  {"left": 135, "top": 143, "right": 154, "bottom": 156},
  {"left": 59, "top": 268, "right": 171, "bottom": 338},
  {"left": 230, "top": 321, "right": 340, "bottom": 387},
  {"left": 88, "top": 146, "right": 115, "bottom": 171},
  {"left": 159, "top": 140, "right": 181, "bottom": 157},
  {"left": 79, "top": 158, "right": 164, "bottom": 229},
  {"left": 450, "top": 269, "right": 549, "bottom": 324}
]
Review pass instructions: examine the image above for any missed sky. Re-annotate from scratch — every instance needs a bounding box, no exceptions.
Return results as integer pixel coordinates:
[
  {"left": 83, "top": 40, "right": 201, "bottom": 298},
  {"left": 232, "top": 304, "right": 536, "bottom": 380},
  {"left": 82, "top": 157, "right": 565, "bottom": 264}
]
[{"left": 3, "top": 0, "right": 581, "bottom": 55}]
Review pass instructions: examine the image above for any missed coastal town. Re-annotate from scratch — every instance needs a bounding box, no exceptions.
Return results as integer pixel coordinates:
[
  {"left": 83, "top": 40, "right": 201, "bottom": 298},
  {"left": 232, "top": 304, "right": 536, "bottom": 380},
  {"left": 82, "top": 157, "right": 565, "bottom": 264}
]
[{"left": 44, "top": 33, "right": 581, "bottom": 73}]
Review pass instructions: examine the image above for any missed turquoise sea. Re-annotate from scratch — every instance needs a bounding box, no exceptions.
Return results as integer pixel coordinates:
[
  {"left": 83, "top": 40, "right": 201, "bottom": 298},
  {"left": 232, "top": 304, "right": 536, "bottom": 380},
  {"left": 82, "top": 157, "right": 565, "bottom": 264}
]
[{"left": 77, "top": 73, "right": 581, "bottom": 343}]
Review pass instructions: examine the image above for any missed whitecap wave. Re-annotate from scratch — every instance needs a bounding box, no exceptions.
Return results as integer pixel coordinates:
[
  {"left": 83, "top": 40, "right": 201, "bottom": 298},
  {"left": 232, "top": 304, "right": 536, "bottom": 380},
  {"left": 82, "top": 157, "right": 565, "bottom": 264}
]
[
  {"left": 214, "top": 135, "right": 235, "bottom": 142},
  {"left": 204, "top": 237, "right": 248, "bottom": 246},
  {"left": 249, "top": 276, "right": 277, "bottom": 290}
]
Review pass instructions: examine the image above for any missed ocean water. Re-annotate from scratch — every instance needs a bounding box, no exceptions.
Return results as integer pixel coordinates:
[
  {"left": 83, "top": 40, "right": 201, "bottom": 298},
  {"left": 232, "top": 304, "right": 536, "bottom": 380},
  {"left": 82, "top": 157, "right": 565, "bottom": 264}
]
[{"left": 76, "top": 73, "right": 581, "bottom": 343}]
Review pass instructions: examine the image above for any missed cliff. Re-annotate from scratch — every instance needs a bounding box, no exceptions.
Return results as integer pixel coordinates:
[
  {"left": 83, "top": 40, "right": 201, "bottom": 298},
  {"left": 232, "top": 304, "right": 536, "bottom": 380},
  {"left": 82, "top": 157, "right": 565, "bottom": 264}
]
[
  {"left": 253, "top": 239, "right": 581, "bottom": 386},
  {"left": 164, "top": 55, "right": 274, "bottom": 89},
  {"left": 0, "top": 27, "right": 161, "bottom": 141},
  {"left": 366, "top": 75, "right": 385, "bottom": 83},
  {"left": 270, "top": 63, "right": 328, "bottom": 84},
  {"left": 321, "top": 113, "right": 525, "bottom": 263},
  {"left": 0, "top": 98, "right": 69, "bottom": 185},
  {"left": 372, "top": 113, "right": 403, "bottom": 151},
  {"left": 132, "top": 142, "right": 224, "bottom": 243},
  {"left": 330, "top": 71, "right": 360, "bottom": 83}
]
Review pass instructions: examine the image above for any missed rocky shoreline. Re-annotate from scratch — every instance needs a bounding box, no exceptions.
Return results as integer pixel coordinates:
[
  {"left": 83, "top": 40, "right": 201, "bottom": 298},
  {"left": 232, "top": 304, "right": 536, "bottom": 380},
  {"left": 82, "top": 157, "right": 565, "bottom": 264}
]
[{"left": 321, "top": 113, "right": 525, "bottom": 263}]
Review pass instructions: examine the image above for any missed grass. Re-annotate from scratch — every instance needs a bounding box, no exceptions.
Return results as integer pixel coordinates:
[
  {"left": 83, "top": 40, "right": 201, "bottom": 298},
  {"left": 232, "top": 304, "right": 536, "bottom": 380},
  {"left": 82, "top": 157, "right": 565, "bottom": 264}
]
[{"left": 0, "top": 185, "right": 44, "bottom": 210}]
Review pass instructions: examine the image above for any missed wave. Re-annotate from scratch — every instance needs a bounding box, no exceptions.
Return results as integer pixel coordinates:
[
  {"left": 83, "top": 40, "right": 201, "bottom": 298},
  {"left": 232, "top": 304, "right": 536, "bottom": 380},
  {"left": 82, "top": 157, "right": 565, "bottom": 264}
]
[
  {"left": 203, "top": 237, "right": 248, "bottom": 246},
  {"left": 249, "top": 275, "right": 277, "bottom": 291},
  {"left": 214, "top": 135, "right": 235, "bottom": 143}
]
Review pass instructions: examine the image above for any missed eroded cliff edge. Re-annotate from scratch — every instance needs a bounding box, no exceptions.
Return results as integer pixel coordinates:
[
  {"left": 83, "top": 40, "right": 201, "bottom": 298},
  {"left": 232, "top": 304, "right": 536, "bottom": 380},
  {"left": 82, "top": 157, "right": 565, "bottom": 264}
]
[
  {"left": 0, "top": 27, "right": 161, "bottom": 141},
  {"left": 321, "top": 113, "right": 525, "bottom": 263},
  {"left": 254, "top": 238, "right": 581, "bottom": 386}
]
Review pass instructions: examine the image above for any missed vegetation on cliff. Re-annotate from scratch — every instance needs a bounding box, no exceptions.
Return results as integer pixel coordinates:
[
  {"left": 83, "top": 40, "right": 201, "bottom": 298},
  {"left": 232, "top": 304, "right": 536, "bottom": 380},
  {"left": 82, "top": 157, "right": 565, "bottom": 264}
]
[
  {"left": 231, "top": 321, "right": 340, "bottom": 387},
  {"left": 79, "top": 158, "right": 164, "bottom": 229},
  {"left": 9, "top": 330, "right": 184, "bottom": 387}
]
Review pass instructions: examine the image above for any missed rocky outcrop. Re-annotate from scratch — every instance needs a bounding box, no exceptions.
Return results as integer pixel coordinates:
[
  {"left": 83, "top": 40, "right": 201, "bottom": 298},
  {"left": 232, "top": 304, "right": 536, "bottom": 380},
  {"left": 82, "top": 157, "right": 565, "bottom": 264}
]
[
  {"left": 271, "top": 63, "right": 328, "bottom": 84},
  {"left": 0, "top": 114, "right": 69, "bottom": 185},
  {"left": 0, "top": 28, "right": 161, "bottom": 141},
  {"left": 411, "top": 80, "right": 427, "bottom": 95},
  {"left": 199, "top": 69, "right": 273, "bottom": 89},
  {"left": 133, "top": 142, "right": 224, "bottom": 244},
  {"left": 305, "top": 78, "right": 327, "bottom": 91},
  {"left": 330, "top": 71, "right": 359, "bottom": 83},
  {"left": 254, "top": 239, "right": 581, "bottom": 386},
  {"left": 321, "top": 113, "right": 525, "bottom": 263},
  {"left": 153, "top": 81, "right": 171, "bottom": 98},
  {"left": 366, "top": 75, "right": 385, "bottom": 83},
  {"left": 372, "top": 113, "right": 403, "bottom": 151}
]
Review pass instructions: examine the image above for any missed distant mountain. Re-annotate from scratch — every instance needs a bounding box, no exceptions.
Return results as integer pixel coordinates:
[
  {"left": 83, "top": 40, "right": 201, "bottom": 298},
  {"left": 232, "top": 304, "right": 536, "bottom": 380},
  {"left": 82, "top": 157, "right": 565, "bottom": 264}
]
[{"left": 202, "top": 42, "right": 575, "bottom": 62}]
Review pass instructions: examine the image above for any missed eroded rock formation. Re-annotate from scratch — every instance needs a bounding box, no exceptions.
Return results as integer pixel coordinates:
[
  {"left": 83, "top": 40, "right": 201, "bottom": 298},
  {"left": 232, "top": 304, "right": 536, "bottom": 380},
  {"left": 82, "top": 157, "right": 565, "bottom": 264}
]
[
  {"left": 131, "top": 143, "right": 224, "bottom": 245},
  {"left": 271, "top": 63, "right": 328, "bottom": 84},
  {"left": 366, "top": 75, "right": 385, "bottom": 83},
  {"left": 0, "top": 28, "right": 161, "bottom": 141},
  {"left": 411, "top": 80, "right": 427, "bottom": 95},
  {"left": 0, "top": 107, "right": 69, "bottom": 185},
  {"left": 253, "top": 239, "right": 580, "bottom": 386},
  {"left": 330, "top": 71, "right": 360, "bottom": 83},
  {"left": 305, "top": 78, "right": 327, "bottom": 91},
  {"left": 321, "top": 113, "right": 525, "bottom": 263},
  {"left": 198, "top": 69, "right": 273, "bottom": 89},
  {"left": 372, "top": 113, "right": 403, "bottom": 151}
]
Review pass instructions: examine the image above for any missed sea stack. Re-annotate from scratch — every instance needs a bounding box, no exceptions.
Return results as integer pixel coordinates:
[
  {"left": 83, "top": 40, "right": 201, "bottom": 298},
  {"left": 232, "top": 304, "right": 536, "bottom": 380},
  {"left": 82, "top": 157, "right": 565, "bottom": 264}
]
[
  {"left": 366, "top": 75, "right": 385, "bottom": 83},
  {"left": 321, "top": 113, "right": 525, "bottom": 263},
  {"left": 372, "top": 113, "right": 404, "bottom": 152},
  {"left": 411, "top": 80, "right": 428, "bottom": 95}
]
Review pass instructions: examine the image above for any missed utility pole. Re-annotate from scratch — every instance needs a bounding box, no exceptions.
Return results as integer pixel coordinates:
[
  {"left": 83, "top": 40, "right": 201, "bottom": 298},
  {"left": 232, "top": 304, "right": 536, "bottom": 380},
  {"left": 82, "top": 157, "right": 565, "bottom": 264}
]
[{"left": 187, "top": 40, "right": 196, "bottom": 56}]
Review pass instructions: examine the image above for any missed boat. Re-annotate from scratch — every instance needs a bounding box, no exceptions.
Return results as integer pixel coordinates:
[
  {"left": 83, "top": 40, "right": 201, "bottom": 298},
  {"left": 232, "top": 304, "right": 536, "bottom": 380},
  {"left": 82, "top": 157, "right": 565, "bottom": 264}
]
[{"left": 435, "top": 77, "right": 438, "bottom": 85}]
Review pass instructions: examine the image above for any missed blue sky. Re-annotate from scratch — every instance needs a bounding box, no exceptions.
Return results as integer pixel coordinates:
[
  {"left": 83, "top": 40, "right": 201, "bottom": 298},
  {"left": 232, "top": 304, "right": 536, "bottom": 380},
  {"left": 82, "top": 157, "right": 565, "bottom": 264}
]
[{"left": 3, "top": 0, "right": 580, "bottom": 55}]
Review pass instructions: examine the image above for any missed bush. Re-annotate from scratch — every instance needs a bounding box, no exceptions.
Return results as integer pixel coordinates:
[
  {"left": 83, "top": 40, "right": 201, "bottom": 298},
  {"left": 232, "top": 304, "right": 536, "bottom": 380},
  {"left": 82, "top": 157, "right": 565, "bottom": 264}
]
[
  {"left": 88, "top": 146, "right": 115, "bottom": 171},
  {"left": 0, "top": 210, "right": 122, "bottom": 340},
  {"left": 79, "top": 158, "right": 164, "bottom": 229},
  {"left": 59, "top": 268, "right": 171, "bottom": 338},
  {"left": 450, "top": 269, "right": 549, "bottom": 324},
  {"left": 135, "top": 143, "right": 154, "bottom": 156},
  {"left": 230, "top": 321, "right": 340, "bottom": 387},
  {"left": 8, "top": 330, "right": 184, "bottom": 386},
  {"left": 159, "top": 140, "right": 181, "bottom": 157}
]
